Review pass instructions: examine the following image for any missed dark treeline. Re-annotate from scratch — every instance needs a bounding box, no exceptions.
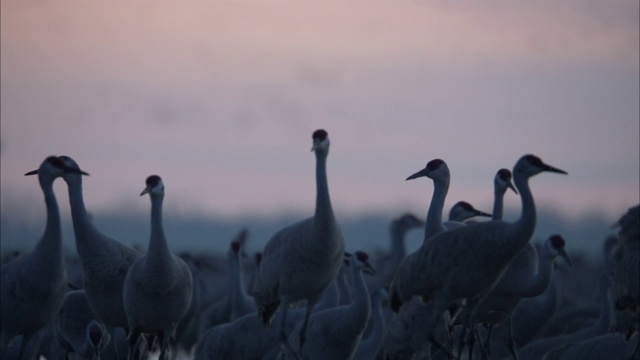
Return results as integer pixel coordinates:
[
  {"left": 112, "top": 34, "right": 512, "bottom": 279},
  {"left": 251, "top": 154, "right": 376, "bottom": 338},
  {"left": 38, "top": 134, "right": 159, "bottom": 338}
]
[{"left": 1, "top": 205, "right": 615, "bottom": 263}]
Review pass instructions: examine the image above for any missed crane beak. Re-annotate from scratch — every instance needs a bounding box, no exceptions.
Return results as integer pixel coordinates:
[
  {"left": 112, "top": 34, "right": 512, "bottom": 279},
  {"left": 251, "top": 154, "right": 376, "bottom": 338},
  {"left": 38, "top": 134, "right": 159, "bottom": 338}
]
[
  {"left": 363, "top": 261, "right": 377, "bottom": 275},
  {"left": 66, "top": 168, "right": 90, "bottom": 176},
  {"left": 24, "top": 169, "right": 38, "bottom": 176},
  {"left": 140, "top": 187, "right": 150, "bottom": 196},
  {"left": 542, "top": 163, "right": 568, "bottom": 175},
  {"left": 559, "top": 248, "right": 573, "bottom": 267},
  {"left": 406, "top": 168, "right": 428, "bottom": 181},
  {"left": 475, "top": 210, "right": 493, "bottom": 218},
  {"left": 507, "top": 182, "right": 518, "bottom": 194}
]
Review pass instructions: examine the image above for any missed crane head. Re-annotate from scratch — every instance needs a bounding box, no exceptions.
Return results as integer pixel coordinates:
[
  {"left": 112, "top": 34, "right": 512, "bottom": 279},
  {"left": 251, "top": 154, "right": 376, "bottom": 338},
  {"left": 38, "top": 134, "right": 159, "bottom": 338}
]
[
  {"left": 406, "top": 158, "right": 449, "bottom": 182},
  {"left": 311, "top": 129, "right": 330, "bottom": 153},
  {"left": 25, "top": 155, "right": 89, "bottom": 177},
  {"left": 495, "top": 168, "right": 517, "bottom": 194},
  {"left": 547, "top": 234, "right": 572, "bottom": 266},
  {"left": 513, "top": 154, "right": 567, "bottom": 179},
  {"left": 140, "top": 175, "right": 164, "bottom": 196},
  {"left": 449, "top": 201, "right": 492, "bottom": 222}
]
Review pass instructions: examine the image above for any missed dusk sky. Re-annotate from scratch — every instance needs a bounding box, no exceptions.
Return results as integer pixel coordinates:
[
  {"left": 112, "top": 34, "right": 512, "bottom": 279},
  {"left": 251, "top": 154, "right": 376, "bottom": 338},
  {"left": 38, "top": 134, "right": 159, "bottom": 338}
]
[{"left": 1, "top": 1, "right": 638, "bottom": 228}]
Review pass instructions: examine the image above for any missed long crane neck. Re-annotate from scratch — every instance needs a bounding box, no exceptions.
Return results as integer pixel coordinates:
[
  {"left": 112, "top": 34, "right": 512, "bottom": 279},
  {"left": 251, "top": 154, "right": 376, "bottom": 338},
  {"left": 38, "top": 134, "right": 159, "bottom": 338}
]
[
  {"left": 492, "top": 189, "right": 506, "bottom": 221},
  {"left": 31, "top": 176, "right": 65, "bottom": 275},
  {"left": 354, "top": 290, "right": 386, "bottom": 359},
  {"left": 313, "top": 151, "right": 337, "bottom": 242},
  {"left": 511, "top": 248, "right": 555, "bottom": 298},
  {"left": 424, "top": 178, "right": 449, "bottom": 242},
  {"left": 66, "top": 176, "right": 101, "bottom": 257},
  {"left": 147, "top": 194, "right": 172, "bottom": 271},
  {"left": 348, "top": 265, "right": 371, "bottom": 327},
  {"left": 511, "top": 174, "right": 536, "bottom": 248}
]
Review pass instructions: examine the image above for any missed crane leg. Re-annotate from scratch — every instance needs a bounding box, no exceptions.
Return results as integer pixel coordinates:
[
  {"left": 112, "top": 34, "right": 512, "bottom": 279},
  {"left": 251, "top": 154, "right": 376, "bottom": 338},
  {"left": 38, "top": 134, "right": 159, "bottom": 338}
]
[
  {"left": 126, "top": 327, "right": 142, "bottom": 360},
  {"left": 507, "top": 317, "right": 520, "bottom": 360},
  {"left": 478, "top": 323, "right": 492, "bottom": 360}
]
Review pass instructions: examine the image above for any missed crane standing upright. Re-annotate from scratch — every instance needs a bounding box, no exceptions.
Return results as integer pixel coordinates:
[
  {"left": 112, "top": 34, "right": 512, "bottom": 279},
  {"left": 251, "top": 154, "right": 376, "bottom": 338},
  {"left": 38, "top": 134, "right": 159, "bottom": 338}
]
[{"left": 251, "top": 129, "right": 346, "bottom": 354}]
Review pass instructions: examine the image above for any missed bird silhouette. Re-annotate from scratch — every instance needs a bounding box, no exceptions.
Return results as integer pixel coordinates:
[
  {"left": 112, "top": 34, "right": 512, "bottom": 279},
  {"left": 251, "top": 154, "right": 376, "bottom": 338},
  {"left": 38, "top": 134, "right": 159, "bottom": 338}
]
[
  {"left": 390, "top": 154, "right": 567, "bottom": 357},
  {"left": 122, "top": 175, "right": 193, "bottom": 360},
  {"left": 58, "top": 155, "right": 144, "bottom": 336},
  {"left": 516, "top": 272, "right": 615, "bottom": 360},
  {"left": 283, "top": 251, "right": 376, "bottom": 360},
  {"left": 405, "top": 159, "right": 454, "bottom": 240},
  {"left": 1, "top": 156, "right": 87, "bottom": 359},
  {"left": 372, "top": 213, "right": 423, "bottom": 287},
  {"left": 352, "top": 285, "right": 389, "bottom": 360},
  {"left": 197, "top": 231, "right": 255, "bottom": 336},
  {"left": 447, "top": 201, "right": 492, "bottom": 223},
  {"left": 53, "top": 290, "right": 110, "bottom": 359},
  {"left": 472, "top": 234, "right": 572, "bottom": 360},
  {"left": 251, "top": 129, "right": 346, "bottom": 354},
  {"left": 491, "top": 169, "right": 518, "bottom": 221}
]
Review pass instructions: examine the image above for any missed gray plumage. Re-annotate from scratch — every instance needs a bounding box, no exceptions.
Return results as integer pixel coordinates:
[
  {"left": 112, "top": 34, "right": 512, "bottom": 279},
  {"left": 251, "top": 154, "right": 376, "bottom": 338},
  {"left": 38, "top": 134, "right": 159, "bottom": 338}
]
[
  {"left": 1, "top": 156, "right": 86, "bottom": 358},
  {"left": 197, "top": 231, "right": 256, "bottom": 336},
  {"left": 352, "top": 286, "right": 389, "bottom": 360},
  {"left": 53, "top": 290, "right": 110, "bottom": 359},
  {"left": 58, "top": 156, "right": 143, "bottom": 332},
  {"left": 405, "top": 159, "right": 453, "bottom": 240},
  {"left": 390, "top": 154, "right": 567, "bottom": 354},
  {"left": 373, "top": 213, "right": 423, "bottom": 287},
  {"left": 251, "top": 129, "right": 346, "bottom": 353},
  {"left": 448, "top": 201, "right": 492, "bottom": 223},
  {"left": 123, "top": 175, "right": 193, "bottom": 360},
  {"left": 491, "top": 168, "right": 518, "bottom": 221},
  {"left": 516, "top": 272, "right": 614, "bottom": 360},
  {"left": 284, "top": 251, "right": 375, "bottom": 360},
  {"left": 194, "top": 284, "right": 341, "bottom": 360},
  {"left": 473, "top": 235, "right": 572, "bottom": 359}
]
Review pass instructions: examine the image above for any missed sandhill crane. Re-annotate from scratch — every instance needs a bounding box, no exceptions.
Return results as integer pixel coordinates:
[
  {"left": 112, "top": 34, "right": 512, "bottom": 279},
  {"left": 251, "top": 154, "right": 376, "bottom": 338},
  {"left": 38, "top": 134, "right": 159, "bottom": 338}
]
[
  {"left": 504, "top": 265, "right": 560, "bottom": 347},
  {"left": 251, "top": 129, "right": 346, "bottom": 353},
  {"left": 448, "top": 201, "right": 492, "bottom": 223},
  {"left": 472, "top": 235, "right": 572, "bottom": 359},
  {"left": 197, "top": 231, "right": 256, "bottom": 336},
  {"left": 491, "top": 169, "right": 517, "bottom": 221},
  {"left": 381, "top": 297, "right": 451, "bottom": 360},
  {"left": 53, "top": 290, "right": 110, "bottom": 359},
  {"left": 406, "top": 159, "right": 455, "bottom": 240},
  {"left": 515, "top": 272, "right": 614, "bottom": 360},
  {"left": 352, "top": 285, "right": 389, "bottom": 360},
  {"left": 171, "top": 253, "right": 203, "bottom": 354},
  {"left": 194, "top": 275, "right": 343, "bottom": 360},
  {"left": 447, "top": 168, "right": 518, "bottom": 358},
  {"left": 611, "top": 204, "right": 639, "bottom": 340},
  {"left": 282, "top": 251, "right": 375, "bottom": 360},
  {"left": 373, "top": 214, "right": 423, "bottom": 287},
  {"left": 443, "top": 201, "right": 493, "bottom": 232},
  {"left": 122, "top": 175, "right": 193, "bottom": 360},
  {"left": 58, "top": 156, "right": 144, "bottom": 335},
  {"left": 1, "top": 156, "right": 87, "bottom": 359},
  {"left": 390, "top": 154, "right": 567, "bottom": 356}
]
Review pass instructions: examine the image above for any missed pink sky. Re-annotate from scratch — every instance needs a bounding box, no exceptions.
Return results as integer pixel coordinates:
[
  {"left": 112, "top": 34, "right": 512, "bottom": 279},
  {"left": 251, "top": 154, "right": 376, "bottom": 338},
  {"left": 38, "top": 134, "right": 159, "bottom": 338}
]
[{"left": 1, "top": 0, "right": 638, "bottom": 223}]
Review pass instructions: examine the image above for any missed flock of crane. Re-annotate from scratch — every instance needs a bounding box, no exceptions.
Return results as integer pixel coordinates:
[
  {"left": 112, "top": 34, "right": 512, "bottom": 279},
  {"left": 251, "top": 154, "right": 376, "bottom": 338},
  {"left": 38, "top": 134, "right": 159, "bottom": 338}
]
[{"left": 1, "top": 129, "right": 638, "bottom": 360}]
